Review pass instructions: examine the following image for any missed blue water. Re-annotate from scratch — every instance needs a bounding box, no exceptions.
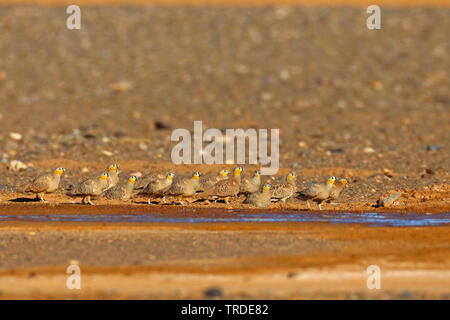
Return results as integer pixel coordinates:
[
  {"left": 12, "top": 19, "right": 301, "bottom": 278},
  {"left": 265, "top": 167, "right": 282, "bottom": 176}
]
[{"left": 0, "top": 211, "right": 448, "bottom": 227}]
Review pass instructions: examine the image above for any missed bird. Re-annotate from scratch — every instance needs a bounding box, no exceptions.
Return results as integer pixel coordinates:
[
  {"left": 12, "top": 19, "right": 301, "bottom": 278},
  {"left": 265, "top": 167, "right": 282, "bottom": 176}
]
[
  {"left": 327, "top": 177, "right": 348, "bottom": 203},
  {"left": 239, "top": 170, "right": 261, "bottom": 195},
  {"left": 203, "top": 167, "right": 244, "bottom": 205},
  {"left": 166, "top": 172, "right": 201, "bottom": 206},
  {"left": 138, "top": 172, "right": 175, "bottom": 204},
  {"left": 103, "top": 175, "right": 137, "bottom": 201},
  {"left": 24, "top": 167, "right": 65, "bottom": 202},
  {"left": 270, "top": 172, "right": 297, "bottom": 202},
  {"left": 243, "top": 183, "right": 272, "bottom": 208},
  {"left": 106, "top": 164, "right": 120, "bottom": 189},
  {"left": 66, "top": 172, "right": 110, "bottom": 205},
  {"left": 133, "top": 172, "right": 166, "bottom": 191},
  {"left": 298, "top": 176, "right": 336, "bottom": 210},
  {"left": 196, "top": 169, "right": 230, "bottom": 192}
]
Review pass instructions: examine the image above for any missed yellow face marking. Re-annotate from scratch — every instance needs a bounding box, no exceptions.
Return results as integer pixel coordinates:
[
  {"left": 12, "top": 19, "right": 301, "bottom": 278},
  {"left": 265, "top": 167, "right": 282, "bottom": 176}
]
[
  {"left": 220, "top": 170, "right": 229, "bottom": 177},
  {"left": 327, "top": 177, "right": 336, "bottom": 186},
  {"left": 263, "top": 185, "right": 271, "bottom": 191},
  {"left": 167, "top": 173, "right": 175, "bottom": 181},
  {"left": 99, "top": 173, "right": 108, "bottom": 180},
  {"left": 54, "top": 168, "right": 64, "bottom": 176},
  {"left": 128, "top": 176, "right": 136, "bottom": 184},
  {"left": 339, "top": 179, "right": 348, "bottom": 185},
  {"left": 107, "top": 164, "right": 118, "bottom": 172},
  {"left": 193, "top": 173, "right": 200, "bottom": 180},
  {"left": 234, "top": 168, "right": 243, "bottom": 176},
  {"left": 288, "top": 173, "right": 296, "bottom": 180}
]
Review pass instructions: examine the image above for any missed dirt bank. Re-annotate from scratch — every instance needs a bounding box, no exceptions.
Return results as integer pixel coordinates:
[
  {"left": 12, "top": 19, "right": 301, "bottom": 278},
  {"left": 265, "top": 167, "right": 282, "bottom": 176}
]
[{"left": 0, "top": 222, "right": 449, "bottom": 299}]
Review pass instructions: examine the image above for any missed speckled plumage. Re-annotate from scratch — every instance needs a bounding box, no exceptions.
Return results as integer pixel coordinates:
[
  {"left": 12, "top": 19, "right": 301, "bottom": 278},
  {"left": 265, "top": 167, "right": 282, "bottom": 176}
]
[
  {"left": 66, "top": 172, "right": 110, "bottom": 205},
  {"left": 167, "top": 172, "right": 201, "bottom": 205},
  {"left": 204, "top": 167, "right": 243, "bottom": 204},
  {"left": 243, "top": 184, "right": 272, "bottom": 208},
  {"left": 24, "top": 168, "right": 65, "bottom": 202},
  {"left": 270, "top": 172, "right": 297, "bottom": 202},
  {"left": 197, "top": 169, "right": 230, "bottom": 192},
  {"left": 298, "top": 176, "right": 336, "bottom": 210},
  {"left": 106, "top": 164, "right": 120, "bottom": 189},
  {"left": 327, "top": 178, "right": 348, "bottom": 202},
  {"left": 239, "top": 170, "right": 261, "bottom": 195},
  {"left": 134, "top": 172, "right": 166, "bottom": 191},
  {"left": 138, "top": 172, "right": 175, "bottom": 204},
  {"left": 103, "top": 176, "right": 137, "bottom": 201}
]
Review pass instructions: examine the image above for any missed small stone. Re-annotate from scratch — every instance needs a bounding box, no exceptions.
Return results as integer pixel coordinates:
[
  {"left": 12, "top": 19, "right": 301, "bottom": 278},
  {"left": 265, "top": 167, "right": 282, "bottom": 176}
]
[
  {"left": 81, "top": 167, "right": 89, "bottom": 173},
  {"left": 372, "top": 81, "right": 384, "bottom": 90},
  {"left": 364, "top": 147, "right": 375, "bottom": 154},
  {"left": 383, "top": 169, "right": 394, "bottom": 178},
  {"left": 203, "top": 287, "right": 223, "bottom": 299},
  {"left": 139, "top": 143, "right": 148, "bottom": 151},
  {"left": 110, "top": 80, "right": 134, "bottom": 92},
  {"left": 298, "top": 141, "right": 307, "bottom": 148},
  {"left": 329, "top": 148, "right": 345, "bottom": 154},
  {"left": 154, "top": 120, "right": 171, "bottom": 130},
  {"left": 9, "top": 132, "right": 22, "bottom": 141},
  {"left": 425, "top": 145, "right": 441, "bottom": 151},
  {"left": 7, "top": 160, "right": 28, "bottom": 172},
  {"left": 279, "top": 69, "right": 290, "bottom": 80},
  {"left": 99, "top": 150, "right": 113, "bottom": 157}
]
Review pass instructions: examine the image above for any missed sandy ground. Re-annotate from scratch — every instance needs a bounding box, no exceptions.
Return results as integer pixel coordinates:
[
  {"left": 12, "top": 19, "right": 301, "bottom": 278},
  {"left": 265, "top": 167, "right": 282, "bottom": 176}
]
[{"left": 0, "top": 221, "right": 449, "bottom": 299}]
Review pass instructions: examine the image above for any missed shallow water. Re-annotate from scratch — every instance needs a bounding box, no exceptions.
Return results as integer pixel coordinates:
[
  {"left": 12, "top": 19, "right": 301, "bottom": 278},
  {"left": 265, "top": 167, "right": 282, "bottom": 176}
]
[{"left": 0, "top": 211, "right": 449, "bottom": 227}]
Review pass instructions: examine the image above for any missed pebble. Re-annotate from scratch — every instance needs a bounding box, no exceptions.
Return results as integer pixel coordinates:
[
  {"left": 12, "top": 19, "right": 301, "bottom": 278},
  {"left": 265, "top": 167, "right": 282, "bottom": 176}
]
[
  {"left": 99, "top": 150, "right": 113, "bottom": 157},
  {"left": 9, "top": 132, "right": 22, "bottom": 141},
  {"left": 363, "top": 147, "right": 376, "bottom": 154},
  {"left": 154, "top": 120, "right": 171, "bottom": 130},
  {"left": 425, "top": 145, "right": 441, "bottom": 151},
  {"left": 203, "top": 287, "right": 223, "bottom": 299},
  {"left": 6, "top": 160, "right": 28, "bottom": 172},
  {"left": 110, "top": 80, "right": 134, "bottom": 92}
]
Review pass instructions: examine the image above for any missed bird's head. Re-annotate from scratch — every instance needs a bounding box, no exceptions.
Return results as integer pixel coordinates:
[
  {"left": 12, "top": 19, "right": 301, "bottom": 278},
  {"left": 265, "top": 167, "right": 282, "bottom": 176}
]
[
  {"left": 327, "top": 176, "right": 336, "bottom": 186},
  {"left": 128, "top": 176, "right": 137, "bottom": 184},
  {"left": 192, "top": 172, "right": 201, "bottom": 180},
  {"left": 99, "top": 172, "right": 110, "bottom": 180},
  {"left": 219, "top": 169, "right": 230, "bottom": 177},
  {"left": 107, "top": 164, "right": 120, "bottom": 173},
  {"left": 262, "top": 184, "right": 271, "bottom": 192},
  {"left": 233, "top": 167, "right": 244, "bottom": 177},
  {"left": 287, "top": 172, "right": 297, "bottom": 181},
  {"left": 338, "top": 178, "right": 348, "bottom": 186},
  {"left": 53, "top": 168, "right": 65, "bottom": 176},
  {"left": 254, "top": 170, "right": 261, "bottom": 178},
  {"left": 166, "top": 172, "right": 176, "bottom": 181}
]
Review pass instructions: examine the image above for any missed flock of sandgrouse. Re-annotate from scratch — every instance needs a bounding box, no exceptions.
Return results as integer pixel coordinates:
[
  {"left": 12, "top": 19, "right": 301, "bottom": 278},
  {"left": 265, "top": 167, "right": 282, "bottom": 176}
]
[{"left": 23, "top": 164, "right": 348, "bottom": 209}]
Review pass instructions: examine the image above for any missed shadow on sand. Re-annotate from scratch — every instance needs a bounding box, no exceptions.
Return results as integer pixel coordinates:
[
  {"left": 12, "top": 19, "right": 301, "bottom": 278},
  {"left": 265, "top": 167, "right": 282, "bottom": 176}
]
[{"left": 9, "top": 197, "right": 40, "bottom": 203}]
